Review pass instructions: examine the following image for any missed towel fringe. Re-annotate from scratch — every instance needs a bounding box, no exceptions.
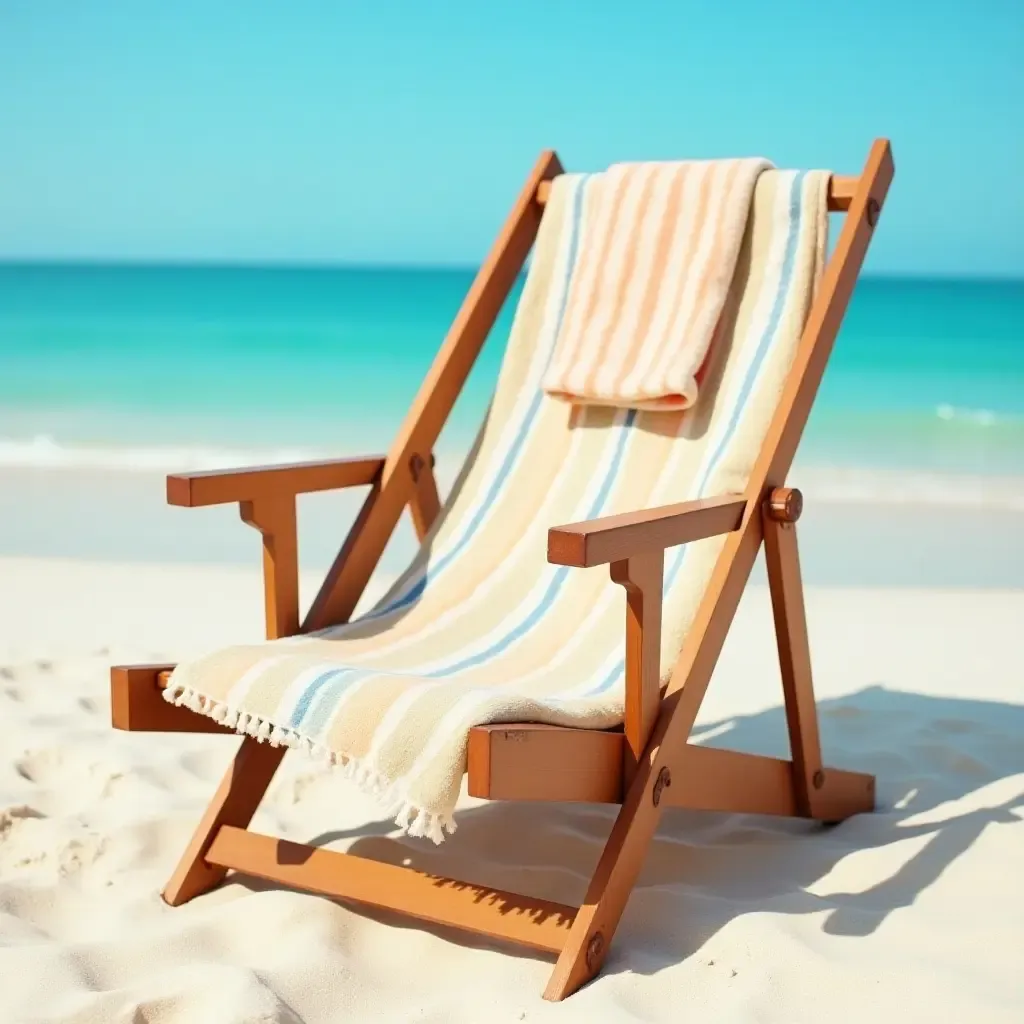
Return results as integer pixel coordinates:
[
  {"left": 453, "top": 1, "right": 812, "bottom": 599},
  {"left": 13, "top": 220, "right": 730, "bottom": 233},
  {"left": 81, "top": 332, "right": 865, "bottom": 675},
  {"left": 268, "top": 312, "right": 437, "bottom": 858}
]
[{"left": 162, "top": 682, "right": 457, "bottom": 844}]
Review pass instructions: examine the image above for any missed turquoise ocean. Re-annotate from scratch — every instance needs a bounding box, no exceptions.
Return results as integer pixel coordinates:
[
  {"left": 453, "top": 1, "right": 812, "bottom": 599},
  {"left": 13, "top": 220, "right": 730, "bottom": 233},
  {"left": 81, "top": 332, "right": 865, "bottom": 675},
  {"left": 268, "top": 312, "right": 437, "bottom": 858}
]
[{"left": 2, "top": 264, "right": 1023, "bottom": 504}]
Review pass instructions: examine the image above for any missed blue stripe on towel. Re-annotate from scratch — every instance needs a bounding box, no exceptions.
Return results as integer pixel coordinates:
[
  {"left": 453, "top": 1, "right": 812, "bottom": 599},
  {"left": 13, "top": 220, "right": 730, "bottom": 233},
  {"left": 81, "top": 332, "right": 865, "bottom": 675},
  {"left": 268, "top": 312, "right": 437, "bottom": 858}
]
[
  {"left": 290, "top": 177, "right": 592, "bottom": 729},
  {"left": 289, "top": 171, "right": 809, "bottom": 732},
  {"left": 290, "top": 406, "right": 637, "bottom": 727},
  {"left": 287, "top": 667, "right": 357, "bottom": 729},
  {"left": 583, "top": 170, "right": 808, "bottom": 698},
  {"left": 299, "top": 667, "right": 365, "bottom": 737},
  {"left": 363, "top": 176, "right": 592, "bottom": 620},
  {"left": 419, "top": 407, "right": 636, "bottom": 676}
]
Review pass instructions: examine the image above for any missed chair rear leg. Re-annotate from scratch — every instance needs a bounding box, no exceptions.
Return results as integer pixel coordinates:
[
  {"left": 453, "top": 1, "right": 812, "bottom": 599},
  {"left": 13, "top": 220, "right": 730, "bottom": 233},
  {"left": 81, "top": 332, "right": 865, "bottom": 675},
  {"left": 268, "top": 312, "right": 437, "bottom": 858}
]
[
  {"left": 762, "top": 488, "right": 824, "bottom": 817},
  {"left": 163, "top": 738, "right": 286, "bottom": 905}
]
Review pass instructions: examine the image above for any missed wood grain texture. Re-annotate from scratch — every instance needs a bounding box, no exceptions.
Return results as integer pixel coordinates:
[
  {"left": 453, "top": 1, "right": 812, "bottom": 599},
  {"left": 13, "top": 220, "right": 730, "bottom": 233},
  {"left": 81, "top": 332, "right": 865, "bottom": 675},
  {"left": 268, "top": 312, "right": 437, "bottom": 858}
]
[
  {"left": 166, "top": 455, "right": 384, "bottom": 507},
  {"left": 467, "top": 723, "right": 872, "bottom": 819},
  {"left": 162, "top": 740, "right": 287, "bottom": 906},
  {"left": 762, "top": 508, "right": 823, "bottom": 817},
  {"left": 760, "top": 145, "right": 894, "bottom": 489},
  {"left": 611, "top": 552, "right": 663, "bottom": 785},
  {"left": 671, "top": 746, "right": 874, "bottom": 819},
  {"left": 544, "top": 140, "right": 893, "bottom": 1002},
  {"left": 304, "top": 150, "right": 564, "bottom": 632},
  {"left": 111, "top": 664, "right": 228, "bottom": 733},
  {"left": 206, "top": 826, "right": 577, "bottom": 955},
  {"left": 240, "top": 494, "right": 300, "bottom": 639},
  {"left": 548, "top": 495, "right": 747, "bottom": 567},
  {"left": 467, "top": 724, "right": 624, "bottom": 803}
]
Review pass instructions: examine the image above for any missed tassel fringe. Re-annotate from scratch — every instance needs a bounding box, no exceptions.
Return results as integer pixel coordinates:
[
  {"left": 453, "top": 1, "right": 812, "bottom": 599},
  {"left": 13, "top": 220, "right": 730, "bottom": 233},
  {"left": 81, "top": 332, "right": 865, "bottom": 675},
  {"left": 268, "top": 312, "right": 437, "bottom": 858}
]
[{"left": 163, "top": 681, "right": 457, "bottom": 844}]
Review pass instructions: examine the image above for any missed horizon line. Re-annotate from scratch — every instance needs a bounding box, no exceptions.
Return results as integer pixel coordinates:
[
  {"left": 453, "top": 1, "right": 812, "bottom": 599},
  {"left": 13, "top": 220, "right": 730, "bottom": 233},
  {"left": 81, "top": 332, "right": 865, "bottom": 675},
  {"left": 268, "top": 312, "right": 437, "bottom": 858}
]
[{"left": 0, "top": 257, "right": 1022, "bottom": 285}]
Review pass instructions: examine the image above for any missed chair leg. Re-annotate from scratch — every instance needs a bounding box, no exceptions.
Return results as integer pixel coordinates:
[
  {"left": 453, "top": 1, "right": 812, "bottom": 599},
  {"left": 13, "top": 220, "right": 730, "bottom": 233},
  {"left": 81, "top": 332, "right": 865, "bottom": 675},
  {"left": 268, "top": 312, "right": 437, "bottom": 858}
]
[
  {"left": 542, "top": 755, "right": 667, "bottom": 1001},
  {"left": 163, "top": 738, "right": 286, "bottom": 906},
  {"left": 762, "top": 488, "right": 824, "bottom": 817}
]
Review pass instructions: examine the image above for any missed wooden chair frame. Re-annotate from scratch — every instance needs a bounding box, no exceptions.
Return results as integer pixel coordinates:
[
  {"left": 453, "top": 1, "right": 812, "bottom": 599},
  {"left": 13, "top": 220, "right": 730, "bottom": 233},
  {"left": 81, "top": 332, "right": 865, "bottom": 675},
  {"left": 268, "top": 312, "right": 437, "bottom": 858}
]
[{"left": 110, "top": 140, "right": 893, "bottom": 1000}]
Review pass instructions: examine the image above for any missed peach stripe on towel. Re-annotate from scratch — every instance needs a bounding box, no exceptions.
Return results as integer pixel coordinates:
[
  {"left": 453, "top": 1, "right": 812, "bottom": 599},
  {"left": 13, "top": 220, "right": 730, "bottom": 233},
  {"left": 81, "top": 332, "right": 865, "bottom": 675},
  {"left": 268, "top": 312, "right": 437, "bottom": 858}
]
[{"left": 542, "top": 157, "right": 772, "bottom": 411}]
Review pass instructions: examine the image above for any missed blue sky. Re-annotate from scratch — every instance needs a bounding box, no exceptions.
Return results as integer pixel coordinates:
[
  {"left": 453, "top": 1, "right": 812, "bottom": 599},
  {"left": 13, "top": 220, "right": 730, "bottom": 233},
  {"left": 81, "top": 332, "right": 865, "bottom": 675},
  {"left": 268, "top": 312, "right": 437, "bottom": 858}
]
[{"left": 2, "top": 1, "right": 1021, "bottom": 275}]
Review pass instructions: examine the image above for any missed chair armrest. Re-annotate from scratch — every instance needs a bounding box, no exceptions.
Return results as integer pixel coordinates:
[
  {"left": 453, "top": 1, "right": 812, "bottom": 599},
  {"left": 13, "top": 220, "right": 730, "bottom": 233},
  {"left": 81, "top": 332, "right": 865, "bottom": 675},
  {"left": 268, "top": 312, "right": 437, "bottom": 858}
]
[
  {"left": 548, "top": 494, "right": 747, "bottom": 568},
  {"left": 166, "top": 455, "right": 385, "bottom": 508}
]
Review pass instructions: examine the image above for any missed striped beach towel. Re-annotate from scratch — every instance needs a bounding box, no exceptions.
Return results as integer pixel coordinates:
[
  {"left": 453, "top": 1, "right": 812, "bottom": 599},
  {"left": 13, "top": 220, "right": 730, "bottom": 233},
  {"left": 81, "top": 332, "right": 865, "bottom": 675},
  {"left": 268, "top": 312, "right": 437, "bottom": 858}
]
[
  {"left": 541, "top": 158, "right": 772, "bottom": 411},
  {"left": 165, "top": 167, "right": 830, "bottom": 843}
]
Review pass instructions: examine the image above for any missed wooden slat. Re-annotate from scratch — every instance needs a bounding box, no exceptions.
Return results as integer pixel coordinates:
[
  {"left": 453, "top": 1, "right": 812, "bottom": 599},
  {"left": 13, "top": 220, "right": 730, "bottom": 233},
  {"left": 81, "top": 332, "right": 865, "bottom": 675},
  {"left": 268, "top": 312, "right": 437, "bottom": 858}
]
[
  {"left": 304, "top": 150, "right": 564, "bottom": 631},
  {"left": 548, "top": 495, "right": 747, "bottom": 567},
  {"left": 760, "top": 157, "right": 894, "bottom": 489},
  {"left": 544, "top": 139, "right": 894, "bottom": 1001},
  {"left": 535, "top": 173, "right": 860, "bottom": 212},
  {"left": 133, "top": 673, "right": 868, "bottom": 818},
  {"left": 611, "top": 552, "right": 663, "bottom": 785},
  {"left": 111, "top": 663, "right": 228, "bottom": 733},
  {"left": 124, "top": 669, "right": 858, "bottom": 819},
  {"left": 675, "top": 745, "right": 799, "bottom": 816},
  {"left": 167, "top": 455, "right": 384, "bottom": 507},
  {"left": 670, "top": 746, "right": 874, "bottom": 820},
  {"left": 468, "top": 724, "right": 624, "bottom": 803},
  {"left": 468, "top": 724, "right": 873, "bottom": 820},
  {"left": 163, "top": 740, "right": 286, "bottom": 906},
  {"left": 762, "top": 503, "right": 823, "bottom": 817},
  {"left": 162, "top": 469, "right": 312, "bottom": 905},
  {"left": 206, "top": 826, "right": 576, "bottom": 955},
  {"left": 240, "top": 494, "right": 300, "bottom": 638}
]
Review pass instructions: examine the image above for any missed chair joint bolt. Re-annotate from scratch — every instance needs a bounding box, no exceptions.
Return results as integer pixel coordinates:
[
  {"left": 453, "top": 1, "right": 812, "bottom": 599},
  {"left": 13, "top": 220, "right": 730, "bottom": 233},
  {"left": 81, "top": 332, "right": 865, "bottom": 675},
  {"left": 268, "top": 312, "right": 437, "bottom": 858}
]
[{"left": 652, "top": 767, "right": 672, "bottom": 807}]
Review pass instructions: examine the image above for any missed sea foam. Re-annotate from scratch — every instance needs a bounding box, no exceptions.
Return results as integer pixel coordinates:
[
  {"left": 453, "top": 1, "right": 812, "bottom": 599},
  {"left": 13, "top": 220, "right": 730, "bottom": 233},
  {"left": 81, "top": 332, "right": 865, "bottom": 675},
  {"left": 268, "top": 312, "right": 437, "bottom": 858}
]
[
  {"left": 3, "top": 434, "right": 1024, "bottom": 512},
  {"left": 0, "top": 434, "right": 322, "bottom": 473}
]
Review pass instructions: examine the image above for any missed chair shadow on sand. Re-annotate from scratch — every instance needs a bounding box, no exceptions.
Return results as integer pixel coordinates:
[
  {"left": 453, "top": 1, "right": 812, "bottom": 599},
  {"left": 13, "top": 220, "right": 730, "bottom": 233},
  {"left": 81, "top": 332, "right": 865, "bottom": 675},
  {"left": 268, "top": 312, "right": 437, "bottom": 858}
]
[{"left": 247, "top": 684, "right": 1024, "bottom": 982}]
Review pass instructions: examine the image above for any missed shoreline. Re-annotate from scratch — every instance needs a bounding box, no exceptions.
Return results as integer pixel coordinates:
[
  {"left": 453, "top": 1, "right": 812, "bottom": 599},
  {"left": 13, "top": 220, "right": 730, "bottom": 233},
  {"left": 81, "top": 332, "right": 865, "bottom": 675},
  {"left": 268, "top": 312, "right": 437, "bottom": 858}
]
[{"left": 3, "top": 464, "right": 1024, "bottom": 589}]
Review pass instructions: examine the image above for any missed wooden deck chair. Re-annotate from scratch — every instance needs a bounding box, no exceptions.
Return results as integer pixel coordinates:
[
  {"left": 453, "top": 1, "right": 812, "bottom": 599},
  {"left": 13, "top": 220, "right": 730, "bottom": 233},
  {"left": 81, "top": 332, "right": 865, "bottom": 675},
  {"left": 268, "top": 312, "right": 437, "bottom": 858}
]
[{"left": 110, "top": 139, "right": 893, "bottom": 1001}]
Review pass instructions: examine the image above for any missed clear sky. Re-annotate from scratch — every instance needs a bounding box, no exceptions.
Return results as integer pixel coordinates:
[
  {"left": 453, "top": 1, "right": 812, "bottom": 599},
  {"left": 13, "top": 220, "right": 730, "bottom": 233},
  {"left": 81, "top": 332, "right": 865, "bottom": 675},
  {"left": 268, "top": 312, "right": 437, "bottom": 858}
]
[{"left": 2, "top": 1, "right": 1021, "bottom": 275}]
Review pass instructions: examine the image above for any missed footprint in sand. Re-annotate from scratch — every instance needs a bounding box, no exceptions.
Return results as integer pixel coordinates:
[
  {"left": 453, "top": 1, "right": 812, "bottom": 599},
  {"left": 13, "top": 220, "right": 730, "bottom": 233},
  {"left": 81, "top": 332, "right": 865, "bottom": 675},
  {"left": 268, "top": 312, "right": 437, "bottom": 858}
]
[
  {"left": 178, "top": 748, "right": 233, "bottom": 783},
  {"left": 823, "top": 704, "right": 867, "bottom": 720},
  {"left": 4, "top": 830, "right": 108, "bottom": 878},
  {"left": 0, "top": 805, "right": 46, "bottom": 840},
  {"left": 914, "top": 742, "right": 989, "bottom": 777},
  {"left": 13, "top": 749, "right": 53, "bottom": 783},
  {"left": 56, "top": 833, "right": 109, "bottom": 876},
  {"left": 931, "top": 717, "right": 976, "bottom": 735},
  {"left": 14, "top": 748, "right": 126, "bottom": 804},
  {"left": 284, "top": 770, "right": 328, "bottom": 806}
]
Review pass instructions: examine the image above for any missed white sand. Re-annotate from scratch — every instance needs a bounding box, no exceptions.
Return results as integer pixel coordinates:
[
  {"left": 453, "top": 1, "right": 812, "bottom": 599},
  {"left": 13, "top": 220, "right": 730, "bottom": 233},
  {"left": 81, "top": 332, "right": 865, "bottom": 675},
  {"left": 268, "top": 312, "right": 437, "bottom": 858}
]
[{"left": 1, "top": 555, "right": 1022, "bottom": 1022}]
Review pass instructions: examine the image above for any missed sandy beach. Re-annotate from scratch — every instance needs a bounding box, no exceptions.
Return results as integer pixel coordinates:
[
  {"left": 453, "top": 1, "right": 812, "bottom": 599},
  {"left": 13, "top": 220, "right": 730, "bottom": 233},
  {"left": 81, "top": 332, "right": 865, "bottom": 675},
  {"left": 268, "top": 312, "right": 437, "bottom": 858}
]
[
  {"left": 3, "top": 0, "right": 1021, "bottom": 1018},
  {"left": 2, "top": 553, "right": 1022, "bottom": 1022}
]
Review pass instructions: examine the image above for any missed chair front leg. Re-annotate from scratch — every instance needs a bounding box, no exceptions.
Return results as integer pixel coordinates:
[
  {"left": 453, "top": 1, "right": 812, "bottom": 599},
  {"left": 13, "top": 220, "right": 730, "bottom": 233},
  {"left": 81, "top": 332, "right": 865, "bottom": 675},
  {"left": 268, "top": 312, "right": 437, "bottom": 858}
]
[
  {"left": 610, "top": 550, "right": 664, "bottom": 789},
  {"left": 239, "top": 494, "right": 300, "bottom": 640}
]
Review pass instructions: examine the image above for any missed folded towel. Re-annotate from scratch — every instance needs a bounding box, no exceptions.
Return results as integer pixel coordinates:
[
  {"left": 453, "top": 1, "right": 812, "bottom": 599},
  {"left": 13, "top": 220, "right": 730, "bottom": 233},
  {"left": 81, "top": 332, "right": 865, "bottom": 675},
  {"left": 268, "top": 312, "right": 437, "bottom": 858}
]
[
  {"left": 164, "top": 169, "right": 830, "bottom": 842},
  {"left": 541, "top": 157, "right": 772, "bottom": 411}
]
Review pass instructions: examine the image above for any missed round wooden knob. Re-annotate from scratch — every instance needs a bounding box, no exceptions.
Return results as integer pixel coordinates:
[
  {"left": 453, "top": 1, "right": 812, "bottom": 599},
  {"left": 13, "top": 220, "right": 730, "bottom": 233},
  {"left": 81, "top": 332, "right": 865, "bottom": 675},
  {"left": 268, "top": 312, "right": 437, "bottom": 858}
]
[{"left": 766, "top": 487, "right": 803, "bottom": 524}]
